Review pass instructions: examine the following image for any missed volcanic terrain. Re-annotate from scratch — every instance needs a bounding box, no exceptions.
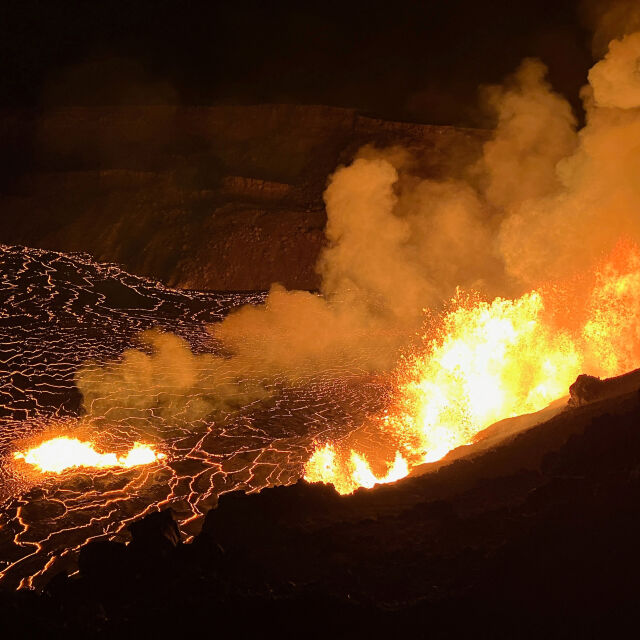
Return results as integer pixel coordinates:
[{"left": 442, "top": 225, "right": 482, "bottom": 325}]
[
  {"left": 0, "top": 244, "right": 389, "bottom": 589},
  {"left": 2, "top": 243, "right": 640, "bottom": 638}
]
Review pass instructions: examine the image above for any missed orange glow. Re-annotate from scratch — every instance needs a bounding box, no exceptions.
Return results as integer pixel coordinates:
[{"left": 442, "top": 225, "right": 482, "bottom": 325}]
[
  {"left": 13, "top": 437, "right": 165, "bottom": 474},
  {"left": 305, "top": 444, "right": 409, "bottom": 494},
  {"left": 305, "top": 241, "right": 640, "bottom": 494}
]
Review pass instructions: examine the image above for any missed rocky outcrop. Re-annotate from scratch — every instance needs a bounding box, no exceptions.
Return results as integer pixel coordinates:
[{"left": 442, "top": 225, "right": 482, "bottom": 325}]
[
  {"left": 569, "top": 369, "right": 640, "bottom": 407},
  {"left": 0, "top": 105, "right": 486, "bottom": 290}
]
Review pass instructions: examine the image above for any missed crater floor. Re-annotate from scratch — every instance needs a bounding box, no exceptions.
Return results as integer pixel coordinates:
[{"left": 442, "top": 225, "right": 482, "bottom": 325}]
[{"left": 0, "top": 245, "right": 388, "bottom": 588}]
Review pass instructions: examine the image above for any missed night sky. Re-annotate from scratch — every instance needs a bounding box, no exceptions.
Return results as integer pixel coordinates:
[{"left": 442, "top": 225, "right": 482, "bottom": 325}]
[{"left": 2, "top": 0, "right": 594, "bottom": 125}]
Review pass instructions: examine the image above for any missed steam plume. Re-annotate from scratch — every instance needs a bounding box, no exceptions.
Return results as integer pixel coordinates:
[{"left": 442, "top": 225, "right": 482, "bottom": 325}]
[
  {"left": 498, "top": 31, "right": 640, "bottom": 285},
  {"left": 78, "top": 27, "right": 640, "bottom": 431}
]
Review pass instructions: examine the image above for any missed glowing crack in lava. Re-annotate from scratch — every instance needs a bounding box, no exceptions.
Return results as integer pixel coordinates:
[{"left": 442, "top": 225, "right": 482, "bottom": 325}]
[
  {"left": 0, "top": 245, "right": 387, "bottom": 590},
  {"left": 305, "top": 242, "right": 640, "bottom": 494},
  {"left": 13, "top": 438, "right": 165, "bottom": 473}
]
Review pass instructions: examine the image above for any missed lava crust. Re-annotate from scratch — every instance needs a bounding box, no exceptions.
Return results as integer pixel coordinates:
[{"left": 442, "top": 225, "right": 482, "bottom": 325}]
[{"left": 0, "top": 245, "right": 389, "bottom": 588}]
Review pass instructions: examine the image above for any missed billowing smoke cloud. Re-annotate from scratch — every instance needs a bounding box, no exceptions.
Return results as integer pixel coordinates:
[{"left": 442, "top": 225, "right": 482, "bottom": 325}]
[
  {"left": 589, "top": 31, "right": 640, "bottom": 108},
  {"left": 478, "top": 58, "right": 578, "bottom": 210},
  {"left": 78, "top": 25, "right": 640, "bottom": 426},
  {"left": 498, "top": 31, "right": 640, "bottom": 285}
]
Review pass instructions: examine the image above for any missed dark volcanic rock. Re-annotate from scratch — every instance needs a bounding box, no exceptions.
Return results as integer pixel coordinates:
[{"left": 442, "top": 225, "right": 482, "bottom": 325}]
[
  {"left": 128, "top": 508, "right": 182, "bottom": 556},
  {"left": 78, "top": 541, "right": 128, "bottom": 587},
  {"left": 569, "top": 373, "right": 604, "bottom": 406},
  {"left": 200, "top": 481, "right": 344, "bottom": 551},
  {"left": 569, "top": 368, "right": 640, "bottom": 407}
]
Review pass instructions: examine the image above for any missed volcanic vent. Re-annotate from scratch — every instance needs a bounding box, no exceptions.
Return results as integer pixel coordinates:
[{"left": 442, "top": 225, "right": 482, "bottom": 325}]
[{"left": 4, "top": 24, "right": 640, "bottom": 602}]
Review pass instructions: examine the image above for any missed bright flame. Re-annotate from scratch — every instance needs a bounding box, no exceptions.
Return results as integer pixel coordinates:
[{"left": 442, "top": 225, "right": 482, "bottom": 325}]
[
  {"left": 305, "top": 444, "right": 409, "bottom": 495},
  {"left": 13, "top": 437, "right": 165, "bottom": 474},
  {"left": 305, "top": 242, "right": 640, "bottom": 494}
]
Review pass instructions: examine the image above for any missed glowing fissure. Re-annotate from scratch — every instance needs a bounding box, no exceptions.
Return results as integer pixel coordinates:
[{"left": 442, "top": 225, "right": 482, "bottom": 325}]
[
  {"left": 305, "top": 243, "right": 640, "bottom": 494},
  {"left": 13, "top": 437, "right": 165, "bottom": 474}
]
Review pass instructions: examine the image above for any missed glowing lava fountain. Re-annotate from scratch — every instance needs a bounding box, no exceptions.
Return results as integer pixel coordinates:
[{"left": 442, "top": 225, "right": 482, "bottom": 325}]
[
  {"left": 13, "top": 437, "right": 165, "bottom": 474},
  {"left": 305, "top": 241, "right": 640, "bottom": 494}
]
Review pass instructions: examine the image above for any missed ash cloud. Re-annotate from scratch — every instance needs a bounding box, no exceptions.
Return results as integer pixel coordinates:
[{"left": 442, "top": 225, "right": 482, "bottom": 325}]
[{"left": 77, "top": 24, "right": 640, "bottom": 423}]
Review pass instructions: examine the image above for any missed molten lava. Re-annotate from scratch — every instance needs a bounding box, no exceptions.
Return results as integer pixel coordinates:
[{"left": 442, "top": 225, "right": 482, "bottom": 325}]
[
  {"left": 305, "top": 242, "right": 640, "bottom": 494},
  {"left": 13, "top": 437, "right": 165, "bottom": 474}
]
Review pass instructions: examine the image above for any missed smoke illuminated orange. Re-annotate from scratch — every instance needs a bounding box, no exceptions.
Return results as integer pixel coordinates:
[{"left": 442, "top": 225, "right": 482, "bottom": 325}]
[
  {"left": 13, "top": 437, "right": 165, "bottom": 474},
  {"left": 305, "top": 241, "right": 640, "bottom": 494}
]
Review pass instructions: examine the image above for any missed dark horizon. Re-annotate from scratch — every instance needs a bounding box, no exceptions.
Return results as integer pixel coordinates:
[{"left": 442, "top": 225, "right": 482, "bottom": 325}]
[{"left": 2, "top": 0, "right": 595, "bottom": 126}]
